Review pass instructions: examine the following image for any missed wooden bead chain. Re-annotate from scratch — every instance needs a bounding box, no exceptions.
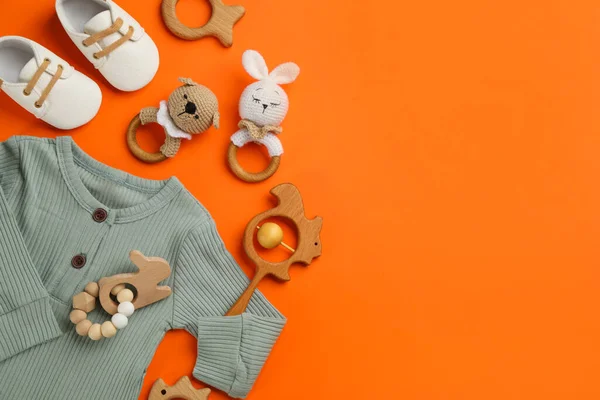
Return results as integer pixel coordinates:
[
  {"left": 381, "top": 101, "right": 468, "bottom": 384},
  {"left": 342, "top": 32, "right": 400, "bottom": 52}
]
[{"left": 70, "top": 282, "right": 136, "bottom": 341}]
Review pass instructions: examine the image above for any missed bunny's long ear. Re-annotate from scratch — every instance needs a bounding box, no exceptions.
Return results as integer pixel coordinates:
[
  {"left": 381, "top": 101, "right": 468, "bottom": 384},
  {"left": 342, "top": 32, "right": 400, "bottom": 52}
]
[
  {"left": 269, "top": 62, "right": 300, "bottom": 85},
  {"left": 242, "top": 50, "right": 269, "bottom": 80}
]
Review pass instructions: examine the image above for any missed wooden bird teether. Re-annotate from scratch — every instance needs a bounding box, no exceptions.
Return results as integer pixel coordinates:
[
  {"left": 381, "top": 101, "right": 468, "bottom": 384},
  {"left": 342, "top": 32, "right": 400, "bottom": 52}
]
[
  {"left": 149, "top": 377, "right": 211, "bottom": 400},
  {"left": 226, "top": 183, "right": 323, "bottom": 315},
  {"left": 161, "top": 0, "right": 245, "bottom": 47}
]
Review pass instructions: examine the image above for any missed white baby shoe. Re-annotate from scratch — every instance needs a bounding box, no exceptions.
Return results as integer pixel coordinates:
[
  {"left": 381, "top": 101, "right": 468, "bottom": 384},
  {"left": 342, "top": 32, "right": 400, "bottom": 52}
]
[
  {"left": 0, "top": 36, "right": 102, "bottom": 130},
  {"left": 56, "top": 0, "right": 159, "bottom": 92}
]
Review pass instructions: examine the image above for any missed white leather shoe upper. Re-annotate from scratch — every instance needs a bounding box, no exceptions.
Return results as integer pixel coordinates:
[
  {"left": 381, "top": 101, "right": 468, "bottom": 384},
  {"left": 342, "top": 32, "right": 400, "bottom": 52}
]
[
  {"left": 56, "top": 0, "right": 159, "bottom": 92},
  {"left": 0, "top": 36, "right": 102, "bottom": 130}
]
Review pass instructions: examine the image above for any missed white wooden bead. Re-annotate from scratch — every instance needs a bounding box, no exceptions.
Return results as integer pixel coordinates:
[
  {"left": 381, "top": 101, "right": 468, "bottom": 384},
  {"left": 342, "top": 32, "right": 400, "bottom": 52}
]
[
  {"left": 117, "top": 301, "right": 135, "bottom": 317},
  {"left": 75, "top": 319, "right": 92, "bottom": 336},
  {"left": 111, "top": 283, "right": 126, "bottom": 296},
  {"left": 117, "top": 288, "right": 134, "bottom": 303},
  {"left": 111, "top": 313, "right": 128, "bottom": 329},
  {"left": 101, "top": 321, "right": 117, "bottom": 338},
  {"left": 88, "top": 323, "right": 102, "bottom": 341},
  {"left": 69, "top": 310, "right": 87, "bottom": 324},
  {"left": 84, "top": 282, "right": 99, "bottom": 298}
]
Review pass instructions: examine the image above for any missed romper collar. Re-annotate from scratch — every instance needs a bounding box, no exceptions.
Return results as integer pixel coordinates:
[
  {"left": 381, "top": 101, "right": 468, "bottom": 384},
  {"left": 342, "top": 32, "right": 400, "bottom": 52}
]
[{"left": 56, "top": 136, "right": 183, "bottom": 224}]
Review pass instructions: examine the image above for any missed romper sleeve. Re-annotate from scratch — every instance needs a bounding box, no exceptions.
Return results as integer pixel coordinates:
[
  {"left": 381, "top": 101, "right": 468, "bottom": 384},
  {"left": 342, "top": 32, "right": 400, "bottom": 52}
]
[
  {"left": 0, "top": 137, "right": 62, "bottom": 362},
  {"left": 171, "top": 219, "right": 286, "bottom": 399}
]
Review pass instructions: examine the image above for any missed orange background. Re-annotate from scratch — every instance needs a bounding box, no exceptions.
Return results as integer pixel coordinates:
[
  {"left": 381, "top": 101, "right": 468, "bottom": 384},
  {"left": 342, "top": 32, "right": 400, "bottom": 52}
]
[{"left": 2, "top": 0, "right": 600, "bottom": 399}]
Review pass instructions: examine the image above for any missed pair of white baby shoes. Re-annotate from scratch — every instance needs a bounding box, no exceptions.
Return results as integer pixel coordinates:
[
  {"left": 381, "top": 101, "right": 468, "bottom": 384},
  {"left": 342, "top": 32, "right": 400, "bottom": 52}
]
[{"left": 0, "top": 0, "right": 159, "bottom": 130}]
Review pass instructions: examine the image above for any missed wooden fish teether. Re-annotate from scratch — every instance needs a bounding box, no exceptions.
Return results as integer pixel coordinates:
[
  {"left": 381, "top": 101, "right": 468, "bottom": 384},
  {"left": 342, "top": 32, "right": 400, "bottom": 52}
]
[
  {"left": 227, "top": 50, "right": 300, "bottom": 183},
  {"left": 127, "top": 78, "right": 219, "bottom": 163},
  {"left": 70, "top": 250, "right": 172, "bottom": 340},
  {"left": 161, "top": 0, "right": 245, "bottom": 47},
  {"left": 227, "top": 183, "right": 323, "bottom": 315},
  {"left": 149, "top": 377, "right": 211, "bottom": 400}
]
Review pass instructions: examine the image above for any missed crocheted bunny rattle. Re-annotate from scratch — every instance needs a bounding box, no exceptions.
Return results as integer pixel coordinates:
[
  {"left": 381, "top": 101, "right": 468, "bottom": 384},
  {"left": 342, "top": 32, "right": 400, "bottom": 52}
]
[
  {"left": 127, "top": 78, "right": 220, "bottom": 163},
  {"left": 227, "top": 50, "right": 300, "bottom": 183}
]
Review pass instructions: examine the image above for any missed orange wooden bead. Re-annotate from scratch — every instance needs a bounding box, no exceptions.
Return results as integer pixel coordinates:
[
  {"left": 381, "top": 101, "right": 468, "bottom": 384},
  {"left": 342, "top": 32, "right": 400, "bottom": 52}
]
[
  {"left": 88, "top": 323, "right": 102, "bottom": 341},
  {"left": 72, "top": 292, "right": 96, "bottom": 313},
  {"left": 69, "top": 309, "right": 87, "bottom": 325},
  {"left": 84, "top": 282, "right": 99, "bottom": 298},
  {"left": 75, "top": 319, "right": 92, "bottom": 336},
  {"left": 117, "top": 288, "right": 134, "bottom": 303},
  {"left": 101, "top": 321, "right": 117, "bottom": 338}
]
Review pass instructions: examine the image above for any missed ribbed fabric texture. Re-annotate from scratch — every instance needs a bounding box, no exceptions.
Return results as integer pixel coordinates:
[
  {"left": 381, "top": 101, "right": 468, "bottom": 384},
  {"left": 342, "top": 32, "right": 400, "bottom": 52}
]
[{"left": 0, "top": 136, "right": 285, "bottom": 399}]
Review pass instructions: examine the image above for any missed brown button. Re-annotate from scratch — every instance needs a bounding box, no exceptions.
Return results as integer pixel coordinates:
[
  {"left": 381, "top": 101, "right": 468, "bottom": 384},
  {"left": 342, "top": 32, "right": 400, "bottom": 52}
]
[
  {"left": 71, "top": 254, "right": 86, "bottom": 269},
  {"left": 92, "top": 208, "right": 108, "bottom": 223}
]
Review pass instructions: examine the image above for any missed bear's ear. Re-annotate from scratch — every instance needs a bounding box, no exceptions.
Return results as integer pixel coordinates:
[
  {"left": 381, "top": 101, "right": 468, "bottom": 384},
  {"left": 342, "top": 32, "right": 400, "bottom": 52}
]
[
  {"left": 213, "top": 111, "right": 220, "bottom": 129},
  {"left": 179, "top": 77, "right": 198, "bottom": 86}
]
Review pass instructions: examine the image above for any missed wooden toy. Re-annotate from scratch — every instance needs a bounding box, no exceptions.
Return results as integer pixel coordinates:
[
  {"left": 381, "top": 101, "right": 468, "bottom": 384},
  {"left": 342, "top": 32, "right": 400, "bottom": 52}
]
[
  {"left": 161, "top": 0, "right": 245, "bottom": 47},
  {"left": 70, "top": 282, "right": 135, "bottom": 340},
  {"left": 227, "top": 50, "right": 300, "bottom": 183},
  {"left": 226, "top": 183, "right": 323, "bottom": 316},
  {"left": 149, "top": 377, "right": 211, "bottom": 400},
  {"left": 70, "top": 251, "right": 172, "bottom": 341},
  {"left": 98, "top": 250, "right": 172, "bottom": 315},
  {"left": 127, "top": 78, "right": 219, "bottom": 163}
]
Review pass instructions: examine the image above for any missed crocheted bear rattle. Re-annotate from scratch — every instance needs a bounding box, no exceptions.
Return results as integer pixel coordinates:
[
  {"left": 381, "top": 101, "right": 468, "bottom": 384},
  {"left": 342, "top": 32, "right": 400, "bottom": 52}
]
[
  {"left": 127, "top": 78, "right": 219, "bottom": 163},
  {"left": 227, "top": 50, "right": 300, "bottom": 183}
]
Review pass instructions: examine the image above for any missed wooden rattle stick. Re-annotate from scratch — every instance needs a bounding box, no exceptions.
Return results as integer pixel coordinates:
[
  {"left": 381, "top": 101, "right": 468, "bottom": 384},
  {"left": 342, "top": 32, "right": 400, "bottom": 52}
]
[
  {"left": 149, "top": 376, "right": 211, "bottom": 400},
  {"left": 98, "top": 250, "right": 172, "bottom": 315},
  {"left": 226, "top": 184, "right": 323, "bottom": 316}
]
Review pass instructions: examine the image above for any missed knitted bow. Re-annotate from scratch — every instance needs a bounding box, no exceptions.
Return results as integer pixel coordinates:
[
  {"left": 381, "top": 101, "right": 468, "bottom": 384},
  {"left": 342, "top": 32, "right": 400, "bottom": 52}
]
[{"left": 239, "top": 119, "right": 283, "bottom": 140}]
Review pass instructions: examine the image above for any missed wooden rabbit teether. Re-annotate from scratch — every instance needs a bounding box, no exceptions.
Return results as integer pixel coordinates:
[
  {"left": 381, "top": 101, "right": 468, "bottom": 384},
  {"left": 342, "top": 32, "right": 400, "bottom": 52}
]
[
  {"left": 161, "top": 0, "right": 245, "bottom": 47},
  {"left": 98, "top": 250, "right": 172, "bottom": 315},
  {"left": 149, "top": 377, "right": 211, "bottom": 400},
  {"left": 227, "top": 183, "right": 323, "bottom": 316},
  {"left": 70, "top": 251, "right": 172, "bottom": 340},
  {"left": 228, "top": 50, "right": 300, "bottom": 183}
]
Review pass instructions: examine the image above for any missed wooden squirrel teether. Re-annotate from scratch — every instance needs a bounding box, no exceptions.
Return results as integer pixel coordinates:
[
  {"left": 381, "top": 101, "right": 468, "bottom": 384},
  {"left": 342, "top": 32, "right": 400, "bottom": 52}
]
[
  {"left": 161, "top": 0, "right": 245, "bottom": 47},
  {"left": 127, "top": 78, "right": 219, "bottom": 163},
  {"left": 149, "top": 377, "right": 211, "bottom": 400},
  {"left": 227, "top": 183, "right": 323, "bottom": 315}
]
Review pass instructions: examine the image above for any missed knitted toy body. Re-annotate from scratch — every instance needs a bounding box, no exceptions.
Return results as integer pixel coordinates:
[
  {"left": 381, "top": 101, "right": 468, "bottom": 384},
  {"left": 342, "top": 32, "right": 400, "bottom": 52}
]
[{"left": 127, "top": 78, "right": 219, "bottom": 163}]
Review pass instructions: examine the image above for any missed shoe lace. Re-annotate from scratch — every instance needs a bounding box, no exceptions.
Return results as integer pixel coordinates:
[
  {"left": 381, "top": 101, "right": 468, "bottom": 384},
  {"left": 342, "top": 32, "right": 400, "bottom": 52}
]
[
  {"left": 23, "top": 58, "right": 64, "bottom": 108},
  {"left": 82, "top": 17, "right": 134, "bottom": 59}
]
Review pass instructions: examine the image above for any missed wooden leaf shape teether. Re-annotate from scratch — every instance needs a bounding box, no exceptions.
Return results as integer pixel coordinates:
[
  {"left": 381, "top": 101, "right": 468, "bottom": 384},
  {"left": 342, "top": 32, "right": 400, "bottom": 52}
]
[
  {"left": 98, "top": 250, "right": 172, "bottom": 315},
  {"left": 149, "top": 377, "right": 211, "bottom": 400},
  {"left": 226, "top": 183, "right": 323, "bottom": 316}
]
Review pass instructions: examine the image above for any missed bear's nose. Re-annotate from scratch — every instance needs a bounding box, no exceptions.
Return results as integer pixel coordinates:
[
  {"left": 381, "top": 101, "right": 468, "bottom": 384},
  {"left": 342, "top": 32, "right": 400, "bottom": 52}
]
[{"left": 185, "top": 102, "right": 197, "bottom": 115}]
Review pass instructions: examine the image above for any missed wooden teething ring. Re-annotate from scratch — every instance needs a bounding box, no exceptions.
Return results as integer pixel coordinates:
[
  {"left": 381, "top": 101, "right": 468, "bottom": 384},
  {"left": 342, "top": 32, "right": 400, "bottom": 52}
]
[
  {"left": 126, "top": 113, "right": 168, "bottom": 164},
  {"left": 161, "top": 0, "right": 246, "bottom": 47},
  {"left": 227, "top": 142, "right": 281, "bottom": 183},
  {"left": 226, "top": 183, "right": 323, "bottom": 315}
]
